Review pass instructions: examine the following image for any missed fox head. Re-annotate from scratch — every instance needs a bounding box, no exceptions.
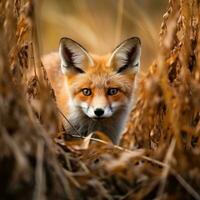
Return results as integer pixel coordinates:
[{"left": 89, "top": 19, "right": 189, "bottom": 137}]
[{"left": 59, "top": 37, "right": 141, "bottom": 119}]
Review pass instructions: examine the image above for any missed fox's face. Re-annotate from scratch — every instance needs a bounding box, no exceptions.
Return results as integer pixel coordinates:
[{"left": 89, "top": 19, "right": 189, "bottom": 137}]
[{"left": 59, "top": 37, "right": 141, "bottom": 119}]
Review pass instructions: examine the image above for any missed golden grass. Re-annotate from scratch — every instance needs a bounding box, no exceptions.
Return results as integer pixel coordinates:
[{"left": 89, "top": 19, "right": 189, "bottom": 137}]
[{"left": 0, "top": 0, "right": 200, "bottom": 199}]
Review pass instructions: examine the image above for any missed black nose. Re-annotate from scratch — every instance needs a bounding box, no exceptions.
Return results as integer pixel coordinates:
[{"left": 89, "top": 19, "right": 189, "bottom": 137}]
[{"left": 94, "top": 108, "right": 104, "bottom": 117}]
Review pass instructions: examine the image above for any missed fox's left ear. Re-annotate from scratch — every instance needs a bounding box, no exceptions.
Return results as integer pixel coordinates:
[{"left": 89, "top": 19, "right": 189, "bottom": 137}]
[
  {"left": 59, "top": 37, "right": 94, "bottom": 74},
  {"left": 107, "top": 37, "right": 141, "bottom": 73}
]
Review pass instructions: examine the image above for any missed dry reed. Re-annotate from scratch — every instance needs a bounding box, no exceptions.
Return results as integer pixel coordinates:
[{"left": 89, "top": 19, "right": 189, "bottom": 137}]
[{"left": 0, "top": 0, "right": 200, "bottom": 199}]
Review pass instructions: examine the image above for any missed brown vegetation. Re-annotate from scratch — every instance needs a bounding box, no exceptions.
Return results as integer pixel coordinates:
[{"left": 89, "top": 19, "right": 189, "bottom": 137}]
[{"left": 0, "top": 0, "right": 200, "bottom": 199}]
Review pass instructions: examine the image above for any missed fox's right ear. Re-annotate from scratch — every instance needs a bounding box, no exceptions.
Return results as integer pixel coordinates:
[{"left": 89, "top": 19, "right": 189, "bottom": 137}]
[{"left": 59, "top": 38, "right": 94, "bottom": 74}]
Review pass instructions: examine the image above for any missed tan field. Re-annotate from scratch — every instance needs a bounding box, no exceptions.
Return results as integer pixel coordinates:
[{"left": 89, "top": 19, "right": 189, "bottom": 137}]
[{"left": 1, "top": 0, "right": 200, "bottom": 199}]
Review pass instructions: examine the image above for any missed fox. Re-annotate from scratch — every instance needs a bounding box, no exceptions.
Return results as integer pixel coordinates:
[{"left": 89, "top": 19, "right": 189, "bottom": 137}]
[{"left": 42, "top": 37, "right": 141, "bottom": 144}]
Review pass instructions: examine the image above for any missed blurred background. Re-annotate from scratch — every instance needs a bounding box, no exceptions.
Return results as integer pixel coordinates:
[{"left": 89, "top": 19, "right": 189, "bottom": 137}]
[{"left": 38, "top": 0, "right": 167, "bottom": 69}]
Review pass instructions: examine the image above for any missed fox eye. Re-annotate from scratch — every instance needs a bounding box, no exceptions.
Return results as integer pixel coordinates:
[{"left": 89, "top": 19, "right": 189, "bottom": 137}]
[
  {"left": 82, "top": 88, "right": 92, "bottom": 96},
  {"left": 107, "top": 88, "right": 119, "bottom": 96}
]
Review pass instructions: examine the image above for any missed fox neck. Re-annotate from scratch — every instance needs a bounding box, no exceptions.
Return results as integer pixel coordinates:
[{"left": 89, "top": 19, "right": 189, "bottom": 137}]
[{"left": 65, "top": 106, "right": 129, "bottom": 144}]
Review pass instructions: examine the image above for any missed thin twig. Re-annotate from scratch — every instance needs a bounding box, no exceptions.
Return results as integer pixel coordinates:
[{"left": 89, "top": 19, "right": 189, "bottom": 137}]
[
  {"left": 157, "top": 138, "right": 176, "bottom": 197},
  {"left": 57, "top": 108, "right": 81, "bottom": 136},
  {"left": 33, "top": 140, "right": 45, "bottom": 200}
]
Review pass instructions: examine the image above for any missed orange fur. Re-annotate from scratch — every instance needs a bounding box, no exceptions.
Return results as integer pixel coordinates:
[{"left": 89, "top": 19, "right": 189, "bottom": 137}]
[{"left": 42, "top": 37, "right": 141, "bottom": 144}]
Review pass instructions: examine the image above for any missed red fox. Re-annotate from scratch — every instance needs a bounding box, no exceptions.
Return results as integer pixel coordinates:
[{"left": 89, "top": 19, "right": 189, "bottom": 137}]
[{"left": 42, "top": 37, "right": 141, "bottom": 144}]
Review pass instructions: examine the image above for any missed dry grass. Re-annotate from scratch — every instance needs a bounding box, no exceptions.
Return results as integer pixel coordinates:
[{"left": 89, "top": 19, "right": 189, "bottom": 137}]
[{"left": 0, "top": 0, "right": 200, "bottom": 199}]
